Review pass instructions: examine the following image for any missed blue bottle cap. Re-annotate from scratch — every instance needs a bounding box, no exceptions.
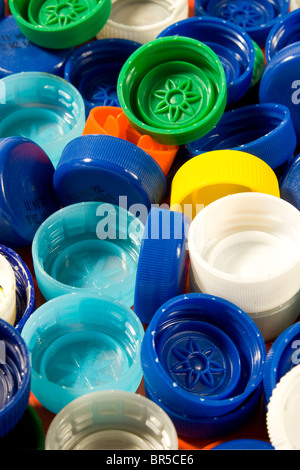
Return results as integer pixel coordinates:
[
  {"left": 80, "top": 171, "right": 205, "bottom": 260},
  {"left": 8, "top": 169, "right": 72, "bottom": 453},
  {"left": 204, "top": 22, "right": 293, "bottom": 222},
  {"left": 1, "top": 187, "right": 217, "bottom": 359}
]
[
  {"left": 263, "top": 322, "right": 300, "bottom": 405},
  {"left": 0, "top": 15, "right": 74, "bottom": 78},
  {"left": 134, "top": 207, "right": 190, "bottom": 324},
  {"left": 64, "top": 38, "right": 142, "bottom": 117},
  {"left": 0, "top": 318, "right": 31, "bottom": 438},
  {"left": 32, "top": 201, "right": 144, "bottom": 307},
  {"left": 0, "top": 137, "right": 60, "bottom": 248},
  {"left": 0, "top": 0, "right": 4, "bottom": 20},
  {"left": 265, "top": 9, "right": 300, "bottom": 62},
  {"left": 186, "top": 103, "right": 297, "bottom": 170},
  {"left": 259, "top": 42, "right": 300, "bottom": 144},
  {"left": 141, "top": 293, "right": 266, "bottom": 419},
  {"left": 21, "top": 292, "right": 144, "bottom": 414},
  {"left": 0, "top": 244, "right": 35, "bottom": 332},
  {"left": 211, "top": 439, "right": 274, "bottom": 449},
  {"left": 194, "top": 0, "right": 290, "bottom": 47},
  {"left": 0, "top": 72, "right": 85, "bottom": 168},
  {"left": 53, "top": 135, "right": 167, "bottom": 219},
  {"left": 280, "top": 154, "right": 300, "bottom": 211},
  {"left": 157, "top": 16, "right": 255, "bottom": 107}
]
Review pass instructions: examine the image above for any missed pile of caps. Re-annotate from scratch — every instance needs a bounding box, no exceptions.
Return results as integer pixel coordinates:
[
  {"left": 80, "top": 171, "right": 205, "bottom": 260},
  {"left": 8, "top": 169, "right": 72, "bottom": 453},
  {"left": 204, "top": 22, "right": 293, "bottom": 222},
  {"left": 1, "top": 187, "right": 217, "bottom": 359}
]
[{"left": 1, "top": 0, "right": 300, "bottom": 451}]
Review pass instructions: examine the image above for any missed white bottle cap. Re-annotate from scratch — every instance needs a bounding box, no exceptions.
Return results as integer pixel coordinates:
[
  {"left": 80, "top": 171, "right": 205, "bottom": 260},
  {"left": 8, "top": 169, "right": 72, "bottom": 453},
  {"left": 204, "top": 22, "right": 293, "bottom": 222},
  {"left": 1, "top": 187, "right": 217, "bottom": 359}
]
[
  {"left": 188, "top": 192, "right": 300, "bottom": 314},
  {"left": 290, "top": 0, "right": 300, "bottom": 10},
  {"left": 96, "top": 0, "right": 189, "bottom": 44},
  {"left": 267, "top": 364, "right": 300, "bottom": 450},
  {"left": 0, "top": 254, "right": 16, "bottom": 325}
]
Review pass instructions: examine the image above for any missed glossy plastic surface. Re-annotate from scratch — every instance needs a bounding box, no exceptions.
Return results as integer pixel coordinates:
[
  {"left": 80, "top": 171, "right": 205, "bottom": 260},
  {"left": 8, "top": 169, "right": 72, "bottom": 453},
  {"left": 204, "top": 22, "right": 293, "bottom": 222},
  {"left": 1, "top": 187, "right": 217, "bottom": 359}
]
[
  {"left": 265, "top": 9, "right": 300, "bottom": 62},
  {"left": 21, "top": 293, "right": 144, "bottom": 414},
  {"left": 280, "top": 154, "right": 300, "bottom": 211},
  {"left": 211, "top": 439, "right": 274, "bottom": 449}
]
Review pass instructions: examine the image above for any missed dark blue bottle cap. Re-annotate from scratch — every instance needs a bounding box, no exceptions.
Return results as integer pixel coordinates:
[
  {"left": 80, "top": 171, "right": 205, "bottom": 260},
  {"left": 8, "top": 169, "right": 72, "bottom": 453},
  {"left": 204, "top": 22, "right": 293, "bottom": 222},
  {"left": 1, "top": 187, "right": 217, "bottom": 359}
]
[
  {"left": 141, "top": 293, "right": 266, "bottom": 419},
  {"left": 186, "top": 103, "right": 297, "bottom": 170},
  {"left": 265, "top": 9, "right": 300, "bottom": 62},
  {"left": 194, "top": 0, "right": 290, "bottom": 47},
  {"left": 0, "top": 244, "right": 35, "bottom": 332},
  {"left": 259, "top": 42, "right": 300, "bottom": 144},
  {"left": 134, "top": 207, "right": 190, "bottom": 324},
  {"left": 280, "top": 154, "right": 300, "bottom": 210},
  {"left": 263, "top": 322, "right": 300, "bottom": 405},
  {"left": 0, "top": 15, "right": 74, "bottom": 78},
  {"left": 53, "top": 134, "right": 167, "bottom": 222},
  {"left": 0, "top": 1, "right": 4, "bottom": 20},
  {"left": 211, "top": 439, "right": 274, "bottom": 449},
  {"left": 157, "top": 16, "right": 255, "bottom": 107},
  {"left": 0, "top": 318, "right": 31, "bottom": 438},
  {"left": 64, "top": 38, "right": 142, "bottom": 117},
  {"left": 0, "top": 137, "right": 60, "bottom": 248}
]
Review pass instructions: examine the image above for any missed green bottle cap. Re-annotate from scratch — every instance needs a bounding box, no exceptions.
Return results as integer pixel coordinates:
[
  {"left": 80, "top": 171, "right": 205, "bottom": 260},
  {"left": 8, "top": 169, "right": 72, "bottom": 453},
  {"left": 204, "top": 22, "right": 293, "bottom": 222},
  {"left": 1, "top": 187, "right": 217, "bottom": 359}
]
[
  {"left": 117, "top": 36, "right": 227, "bottom": 146},
  {"left": 9, "top": 0, "right": 111, "bottom": 49},
  {"left": 251, "top": 40, "right": 265, "bottom": 88}
]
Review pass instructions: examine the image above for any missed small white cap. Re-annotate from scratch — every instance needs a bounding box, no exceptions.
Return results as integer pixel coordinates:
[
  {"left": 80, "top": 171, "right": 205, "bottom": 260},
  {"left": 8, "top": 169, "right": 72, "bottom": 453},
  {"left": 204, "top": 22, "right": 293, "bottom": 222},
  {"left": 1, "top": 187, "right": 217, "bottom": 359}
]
[
  {"left": 0, "top": 254, "right": 16, "bottom": 325},
  {"left": 96, "top": 0, "right": 189, "bottom": 44},
  {"left": 290, "top": 0, "right": 300, "bottom": 10},
  {"left": 267, "top": 364, "right": 300, "bottom": 450},
  {"left": 188, "top": 193, "right": 300, "bottom": 314}
]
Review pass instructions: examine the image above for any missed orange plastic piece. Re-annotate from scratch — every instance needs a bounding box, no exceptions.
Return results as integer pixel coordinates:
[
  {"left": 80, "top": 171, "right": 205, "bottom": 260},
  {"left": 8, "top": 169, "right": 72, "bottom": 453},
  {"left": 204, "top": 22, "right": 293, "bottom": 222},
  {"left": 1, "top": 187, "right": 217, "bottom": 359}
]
[{"left": 83, "top": 106, "right": 179, "bottom": 175}]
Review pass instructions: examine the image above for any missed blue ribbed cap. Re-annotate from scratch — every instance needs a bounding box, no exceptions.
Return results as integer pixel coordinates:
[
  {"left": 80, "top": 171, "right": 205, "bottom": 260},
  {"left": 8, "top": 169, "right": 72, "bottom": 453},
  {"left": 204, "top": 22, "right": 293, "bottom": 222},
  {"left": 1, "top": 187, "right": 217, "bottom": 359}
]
[
  {"left": 53, "top": 134, "right": 167, "bottom": 224},
  {"left": 158, "top": 16, "right": 255, "bottom": 107},
  {"left": 134, "top": 207, "right": 190, "bottom": 324},
  {"left": 280, "top": 154, "right": 300, "bottom": 210},
  {"left": 0, "top": 319, "right": 31, "bottom": 438},
  {"left": 186, "top": 103, "right": 297, "bottom": 170},
  {"left": 265, "top": 9, "right": 300, "bottom": 62},
  {"left": 212, "top": 439, "right": 274, "bottom": 450}
]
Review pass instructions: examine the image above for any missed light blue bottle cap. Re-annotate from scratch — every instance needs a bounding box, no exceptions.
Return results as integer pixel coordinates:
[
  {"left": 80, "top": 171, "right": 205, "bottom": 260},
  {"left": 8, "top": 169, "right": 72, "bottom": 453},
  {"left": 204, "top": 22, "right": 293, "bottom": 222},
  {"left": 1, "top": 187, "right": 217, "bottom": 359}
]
[
  {"left": 0, "top": 15, "right": 74, "bottom": 78},
  {"left": 0, "top": 71, "right": 85, "bottom": 168},
  {"left": 32, "top": 201, "right": 144, "bottom": 307},
  {"left": 21, "top": 292, "right": 144, "bottom": 414}
]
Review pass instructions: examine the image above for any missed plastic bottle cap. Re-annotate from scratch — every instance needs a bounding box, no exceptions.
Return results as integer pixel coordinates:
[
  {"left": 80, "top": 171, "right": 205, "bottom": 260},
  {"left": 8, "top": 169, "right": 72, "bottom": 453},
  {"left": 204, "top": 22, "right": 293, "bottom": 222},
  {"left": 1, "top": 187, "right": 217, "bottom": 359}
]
[
  {"left": 134, "top": 207, "right": 190, "bottom": 324},
  {"left": 0, "top": 72, "right": 85, "bottom": 168},
  {"left": 211, "top": 439, "right": 274, "bottom": 450},
  {"left": 0, "top": 15, "right": 74, "bottom": 78},
  {"left": 170, "top": 149, "right": 280, "bottom": 218},
  {"left": 83, "top": 106, "right": 180, "bottom": 176},
  {"left": 96, "top": 0, "right": 189, "bottom": 44},
  {"left": 117, "top": 36, "right": 227, "bottom": 146},
  {"left": 0, "top": 254, "right": 16, "bottom": 325},
  {"left": 158, "top": 16, "right": 255, "bottom": 107},
  {"left": 250, "top": 40, "right": 265, "bottom": 88},
  {"left": 265, "top": 9, "right": 300, "bottom": 62},
  {"left": 141, "top": 293, "right": 266, "bottom": 435},
  {"left": 0, "top": 0, "right": 4, "bottom": 19},
  {"left": 0, "top": 319, "right": 31, "bottom": 438},
  {"left": 53, "top": 135, "right": 166, "bottom": 217},
  {"left": 290, "top": 0, "right": 300, "bottom": 10},
  {"left": 280, "top": 154, "right": 300, "bottom": 211},
  {"left": 0, "top": 137, "right": 60, "bottom": 248},
  {"left": 259, "top": 42, "right": 300, "bottom": 143},
  {"left": 9, "top": 0, "right": 111, "bottom": 49},
  {"left": 194, "top": 0, "right": 290, "bottom": 47},
  {"left": 32, "top": 201, "right": 143, "bottom": 307},
  {"left": 21, "top": 293, "right": 144, "bottom": 414},
  {"left": 45, "top": 390, "right": 178, "bottom": 450},
  {"left": 267, "top": 364, "right": 300, "bottom": 450},
  {"left": 188, "top": 192, "right": 300, "bottom": 314},
  {"left": 64, "top": 39, "right": 142, "bottom": 117},
  {"left": 186, "top": 104, "right": 297, "bottom": 170}
]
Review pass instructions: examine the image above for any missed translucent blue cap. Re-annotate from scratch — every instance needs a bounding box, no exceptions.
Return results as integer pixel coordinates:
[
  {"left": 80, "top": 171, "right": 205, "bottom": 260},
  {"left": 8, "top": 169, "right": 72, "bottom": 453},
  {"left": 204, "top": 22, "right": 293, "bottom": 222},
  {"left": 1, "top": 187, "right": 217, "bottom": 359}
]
[
  {"left": 64, "top": 38, "right": 142, "bottom": 117},
  {"left": 211, "top": 439, "right": 274, "bottom": 449},
  {"left": 0, "top": 15, "right": 74, "bottom": 78},
  {"left": 186, "top": 103, "right": 297, "bottom": 170},
  {"left": 32, "top": 201, "right": 144, "bottom": 307},
  {"left": 265, "top": 9, "right": 300, "bottom": 62},
  {"left": 141, "top": 293, "right": 266, "bottom": 419},
  {"left": 0, "top": 137, "right": 60, "bottom": 248},
  {"left": 134, "top": 207, "right": 190, "bottom": 324},
  {"left": 194, "top": 0, "right": 290, "bottom": 47},
  {"left": 21, "top": 292, "right": 144, "bottom": 414},
  {"left": 53, "top": 135, "right": 167, "bottom": 220},
  {"left": 259, "top": 42, "right": 300, "bottom": 143},
  {"left": 158, "top": 16, "right": 255, "bottom": 107},
  {"left": 0, "top": 318, "right": 31, "bottom": 438},
  {"left": 0, "top": 244, "right": 35, "bottom": 332},
  {"left": 263, "top": 322, "right": 300, "bottom": 405},
  {"left": 0, "top": 72, "right": 85, "bottom": 168},
  {"left": 280, "top": 154, "right": 300, "bottom": 211}
]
